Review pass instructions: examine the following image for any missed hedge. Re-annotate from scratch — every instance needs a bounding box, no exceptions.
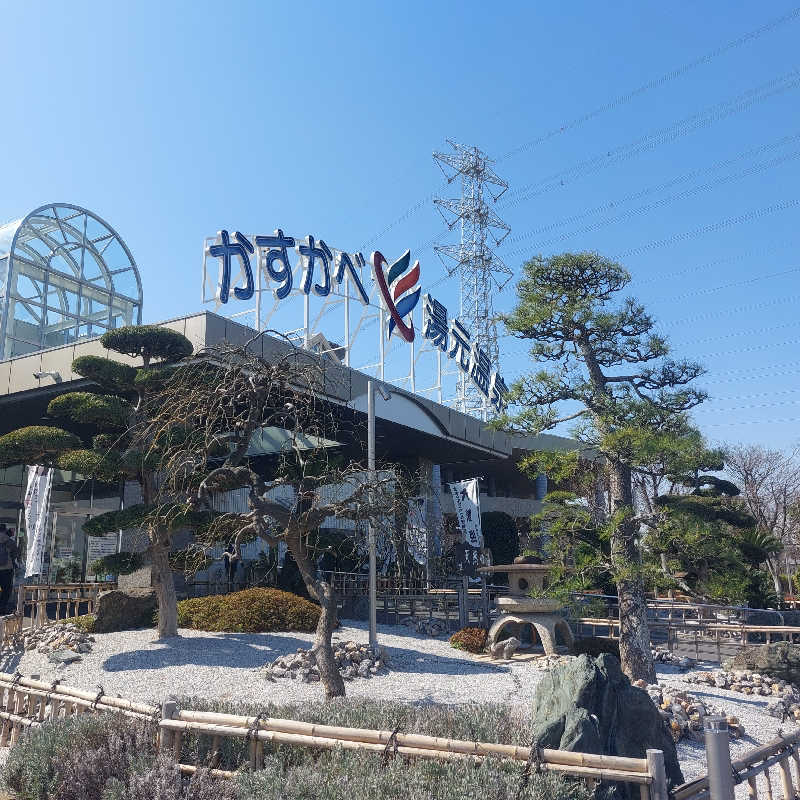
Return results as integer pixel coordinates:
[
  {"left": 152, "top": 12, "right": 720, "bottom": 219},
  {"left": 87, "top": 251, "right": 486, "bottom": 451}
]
[{"left": 176, "top": 588, "right": 321, "bottom": 633}]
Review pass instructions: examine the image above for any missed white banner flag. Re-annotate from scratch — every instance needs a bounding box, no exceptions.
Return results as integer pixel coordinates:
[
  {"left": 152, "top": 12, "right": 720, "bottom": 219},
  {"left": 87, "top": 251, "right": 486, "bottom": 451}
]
[
  {"left": 24, "top": 465, "right": 53, "bottom": 578},
  {"left": 405, "top": 496, "right": 427, "bottom": 565},
  {"left": 449, "top": 478, "right": 483, "bottom": 548}
]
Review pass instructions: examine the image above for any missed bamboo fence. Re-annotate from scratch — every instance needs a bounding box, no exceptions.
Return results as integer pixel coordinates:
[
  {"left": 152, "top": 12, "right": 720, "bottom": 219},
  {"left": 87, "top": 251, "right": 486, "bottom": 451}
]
[
  {"left": 15, "top": 581, "right": 116, "bottom": 629},
  {"left": 0, "top": 670, "right": 670, "bottom": 799}
]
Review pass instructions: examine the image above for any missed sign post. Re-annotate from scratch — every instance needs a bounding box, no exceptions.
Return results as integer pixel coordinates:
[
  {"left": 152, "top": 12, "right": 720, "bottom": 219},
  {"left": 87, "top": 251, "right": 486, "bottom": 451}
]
[{"left": 367, "top": 379, "right": 377, "bottom": 652}]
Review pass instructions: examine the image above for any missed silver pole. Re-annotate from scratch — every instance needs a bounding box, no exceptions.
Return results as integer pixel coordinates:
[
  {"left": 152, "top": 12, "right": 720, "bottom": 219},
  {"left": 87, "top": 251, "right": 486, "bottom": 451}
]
[
  {"left": 367, "top": 379, "right": 377, "bottom": 651},
  {"left": 704, "top": 716, "right": 735, "bottom": 800}
]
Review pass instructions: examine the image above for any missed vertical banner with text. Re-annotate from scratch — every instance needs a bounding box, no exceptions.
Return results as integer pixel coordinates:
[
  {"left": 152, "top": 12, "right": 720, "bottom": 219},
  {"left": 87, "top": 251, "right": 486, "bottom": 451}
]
[
  {"left": 449, "top": 478, "right": 483, "bottom": 548},
  {"left": 24, "top": 465, "right": 53, "bottom": 578},
  {"left": 405, "top": 496, "right": 427, "bottom": 565}
]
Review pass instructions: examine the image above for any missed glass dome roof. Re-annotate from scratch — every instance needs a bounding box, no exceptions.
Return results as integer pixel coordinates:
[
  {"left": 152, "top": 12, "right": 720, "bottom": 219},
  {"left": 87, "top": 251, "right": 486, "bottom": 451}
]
[{"left": 0, "top": 203, "right": 142, "bottom": 359}]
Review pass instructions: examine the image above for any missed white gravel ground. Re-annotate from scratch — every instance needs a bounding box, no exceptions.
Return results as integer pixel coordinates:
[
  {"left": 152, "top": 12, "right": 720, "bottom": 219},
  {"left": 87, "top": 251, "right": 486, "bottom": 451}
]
[{"left": 1, "top": 621, "right": 795, "bottom": 796}]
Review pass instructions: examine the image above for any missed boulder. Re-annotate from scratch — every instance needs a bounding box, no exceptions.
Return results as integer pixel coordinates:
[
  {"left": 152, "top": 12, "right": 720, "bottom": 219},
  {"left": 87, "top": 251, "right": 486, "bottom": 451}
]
[
  {"left": 531, "top": 654, "right": 684, "bottom": 798},
  {"left": 93, "top": 588, "right": 157, "bottom": 633},
  {"left": 725, "top": 643, "right": 800, "bottom": 686}
]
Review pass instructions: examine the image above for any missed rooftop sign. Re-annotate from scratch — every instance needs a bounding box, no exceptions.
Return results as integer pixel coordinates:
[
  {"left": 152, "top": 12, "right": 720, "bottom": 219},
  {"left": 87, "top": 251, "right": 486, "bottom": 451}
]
[{"left": 203, "top": 229, "right": 507, "bottom": 414}]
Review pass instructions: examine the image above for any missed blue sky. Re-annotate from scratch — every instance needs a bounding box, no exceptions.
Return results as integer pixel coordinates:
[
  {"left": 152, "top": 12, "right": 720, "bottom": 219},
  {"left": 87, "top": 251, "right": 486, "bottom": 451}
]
[{"left": 2, "top": 1, "right": 799, "bottom": 450}]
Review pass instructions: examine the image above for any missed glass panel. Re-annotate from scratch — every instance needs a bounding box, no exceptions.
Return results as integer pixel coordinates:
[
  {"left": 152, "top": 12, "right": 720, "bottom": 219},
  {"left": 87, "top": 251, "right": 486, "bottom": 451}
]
[
  {"left": 101, "top": 238, "right": 133, "bottom": 272},
  {"left": 110, "top": 267, "right": 140, "bottom": 299},
  {"left": 43, "top": 311, "right": 78, "bottom": 348},
  {"left": 46, "top": 276, "right": 81, "bottom": 315},
  {"left": 9, "top": 337, "right": 40, "bottom": 357}
]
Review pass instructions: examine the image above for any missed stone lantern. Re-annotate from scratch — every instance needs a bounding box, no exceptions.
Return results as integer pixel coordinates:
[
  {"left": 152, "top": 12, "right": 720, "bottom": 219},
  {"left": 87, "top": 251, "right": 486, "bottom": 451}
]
[{"left": 478, "top": 561, "right": 574, "bottom": 655}]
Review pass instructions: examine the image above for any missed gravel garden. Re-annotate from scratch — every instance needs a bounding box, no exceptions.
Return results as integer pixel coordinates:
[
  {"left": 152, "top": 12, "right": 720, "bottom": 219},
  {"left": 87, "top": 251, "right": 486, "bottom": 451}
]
[{"left": 0, "top": 589, "right": 796, "bottom": 799}]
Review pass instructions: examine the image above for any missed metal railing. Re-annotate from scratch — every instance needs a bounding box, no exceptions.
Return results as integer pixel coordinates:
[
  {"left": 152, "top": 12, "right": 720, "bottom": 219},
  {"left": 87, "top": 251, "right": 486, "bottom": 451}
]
[{"left": 673, "top": 718, "right": 800, "bottom": 800}]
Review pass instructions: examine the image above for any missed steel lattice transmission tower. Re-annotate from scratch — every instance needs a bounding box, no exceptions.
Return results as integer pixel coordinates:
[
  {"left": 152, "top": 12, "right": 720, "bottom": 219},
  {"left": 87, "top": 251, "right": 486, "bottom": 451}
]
[{"left": 433, "top": 140, "right": 512, "bottom": 417}]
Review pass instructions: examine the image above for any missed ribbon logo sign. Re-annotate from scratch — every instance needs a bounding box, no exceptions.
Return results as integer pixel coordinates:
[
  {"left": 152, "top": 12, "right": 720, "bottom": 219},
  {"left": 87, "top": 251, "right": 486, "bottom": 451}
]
[{"left": 372, "top": 249, "right": 421, "bottom": 343}]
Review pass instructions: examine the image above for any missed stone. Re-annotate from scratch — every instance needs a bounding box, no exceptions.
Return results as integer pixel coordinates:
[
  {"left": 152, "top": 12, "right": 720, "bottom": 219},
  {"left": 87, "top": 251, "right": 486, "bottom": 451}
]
[
  {"left": 725, "top": 644, "right": 800, "bottom": 686},
  {"left": 357, "top": 661, "right": 371, "bottom": 678},
  {"left": 93, "top": 589, "right": 157, "bottom": 633},
  {"left": 48, "top": 649, "right": 82, "bottom": 665},
  {"left": 503, "top": 637, "right": 521, "bottom": 660},
  {"left": 530, "top": 654, "right": 684, "bottom": 798}
]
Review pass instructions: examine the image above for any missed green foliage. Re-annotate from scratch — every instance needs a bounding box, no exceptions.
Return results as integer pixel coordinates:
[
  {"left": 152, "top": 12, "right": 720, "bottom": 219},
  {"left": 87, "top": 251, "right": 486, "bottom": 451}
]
[
  {"left": 1, "top": 712, "right": 226, "bottom": 800},
  {"left": 2, "top": 698, "right": 585, "bottom": 800},
  {"left": 449, "top": 627, "right": 488, "bottom": 653},
  {"left": 89, "top": 551, "right": 143, "bottom": 577},
  {"left": 57, "top": 448, "right": 125, "bottom": 480},
  {"left": 102, "top": 325, "right": 193, "bottom": 364},
  {"left": 655, "top": 494, "right": 755, "bottom": 528},
  {"left": 176, "top": 588, "right": 321, "bottom": 632},
  {"left": 0, "top": 425, "right": 81, "bottom": 468},
  {"left": 83, "top": 505, "right": 149, "bottom": 536},
  {"left": 133, "top": 365, "right": 175, "bottom": 391},
  {"left": 572, "top": 637, "right": 621, "bottom": 661},
  {"left": 171, "top": 696, "right": 533, "bottom": 771},
  {"left": 236, "top": 748, "right": 585, "bottom": 800},
  {"left": 82, "top": 503, "right": 218, "bottom": 537},
  {"left": 48, "top": 391, "right": 130, "bottom": 430},
  {"left": 64, "top": 614, "right": 96, "bottom": 633},
  {"left": 481, "top": 512, "right": 519, "bottom": 566},
  {"left": 52, "top": 558, "right": 82, "bottom": 584},
  {"left": 72, "top": 355, "right": 136, "bottom": 391}
]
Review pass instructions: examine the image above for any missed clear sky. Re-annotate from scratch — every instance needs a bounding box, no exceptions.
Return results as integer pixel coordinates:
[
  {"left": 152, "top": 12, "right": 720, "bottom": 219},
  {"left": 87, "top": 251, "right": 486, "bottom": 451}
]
[{"left": 2, "top": 1, "right": 799, "bottom": 451}]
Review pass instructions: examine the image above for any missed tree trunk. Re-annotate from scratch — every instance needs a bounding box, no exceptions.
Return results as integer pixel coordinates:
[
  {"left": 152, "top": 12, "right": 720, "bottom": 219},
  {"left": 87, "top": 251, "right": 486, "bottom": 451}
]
[
  {"left": 609, "top": 461, "right": 656, "bottom": 684},
  {"left": 287, "top": 526, "right": 345, "bottom": 699},
  {"left": 312, "top": 580, "right": 345, "bottom": 699},
  {"left": 151, "top": 538, "right": 178, "bottom": 638}
]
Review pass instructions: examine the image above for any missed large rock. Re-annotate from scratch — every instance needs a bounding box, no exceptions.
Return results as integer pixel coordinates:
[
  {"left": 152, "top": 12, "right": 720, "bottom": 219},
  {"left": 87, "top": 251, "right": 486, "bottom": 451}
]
[
  {"left": 93, "top": 588, "right": 157, "bottom": 633},
  {"left": 725, "top": 643, "right": 800, "bottom": 685},
  {"left": 531, "top": 653, "right": 683, "bottom": 798}
]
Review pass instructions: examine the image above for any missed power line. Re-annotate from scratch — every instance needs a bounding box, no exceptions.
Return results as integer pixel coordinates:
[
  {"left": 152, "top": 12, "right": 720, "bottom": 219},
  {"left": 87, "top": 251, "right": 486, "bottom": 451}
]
[
  {"left": 500, "top": 6, "right": 800, "bottom": 162},
  {"left": 501, "top": 69, "right": 800, "bottom": 210},
  {"left": 354, "top": 8, "right": 800, "bottom": 260},
  {"left": 616, "top": 198, "right": 800, "bottom": 260},
  {"left": 503, "top": 135, "right": 800, "bottom": 251}
]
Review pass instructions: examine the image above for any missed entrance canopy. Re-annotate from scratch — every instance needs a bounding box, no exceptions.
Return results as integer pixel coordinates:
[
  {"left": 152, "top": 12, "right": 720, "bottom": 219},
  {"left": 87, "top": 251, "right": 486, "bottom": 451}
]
[{"left": 0, "top": 203, "right": 142, "bottom": 359}]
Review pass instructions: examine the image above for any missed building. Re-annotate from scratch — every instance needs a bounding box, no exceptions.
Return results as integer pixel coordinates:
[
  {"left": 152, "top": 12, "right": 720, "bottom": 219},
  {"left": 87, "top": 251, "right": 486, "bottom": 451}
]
[{"left": 0, "top": 203, "right": 578, "bottom": 585}]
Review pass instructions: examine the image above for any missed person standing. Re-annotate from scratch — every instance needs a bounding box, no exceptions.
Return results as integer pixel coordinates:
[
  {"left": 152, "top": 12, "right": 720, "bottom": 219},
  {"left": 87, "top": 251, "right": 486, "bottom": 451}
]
[{"left": 0, "top": 524, "right": 19, "bottom": 614}]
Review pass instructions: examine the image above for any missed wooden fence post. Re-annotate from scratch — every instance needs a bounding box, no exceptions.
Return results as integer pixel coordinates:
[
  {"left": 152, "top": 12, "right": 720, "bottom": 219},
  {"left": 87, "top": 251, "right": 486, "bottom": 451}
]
[{"left": 646, "top": 749, "right": 668, "bottom": 800}]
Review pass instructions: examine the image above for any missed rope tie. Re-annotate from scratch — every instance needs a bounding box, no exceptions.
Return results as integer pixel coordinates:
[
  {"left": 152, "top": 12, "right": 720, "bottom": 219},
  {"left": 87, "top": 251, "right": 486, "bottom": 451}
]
[
  {"left": 516, "top": 740, "right": 542, "bottom": 800},
  {"left": 91, "top": 685, "right": 105, "bottom": 711},
  {"left": 45, "top": 678, "right": 61, "bottom": 705},
  {"left": 731, "top": 764, "right": 744, "bottom": 786},
  {"left": 382, "top": 723, "right": 402, "bottom": 765},
  {"left": 10, "top": 671, "right": 22, "bottom": 689},
  {"left": 243, "top": 712, "right": 264, "bottom": 766}
]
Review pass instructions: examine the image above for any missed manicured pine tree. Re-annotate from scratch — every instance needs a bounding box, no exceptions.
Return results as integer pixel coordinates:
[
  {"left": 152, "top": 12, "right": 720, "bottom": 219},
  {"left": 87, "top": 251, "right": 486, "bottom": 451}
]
[
  {"left": 0, "top": 325, "right": 193, "bottom": 637},
  {"left": 500, "top": 252, "right": 706, "bottom": 683}
]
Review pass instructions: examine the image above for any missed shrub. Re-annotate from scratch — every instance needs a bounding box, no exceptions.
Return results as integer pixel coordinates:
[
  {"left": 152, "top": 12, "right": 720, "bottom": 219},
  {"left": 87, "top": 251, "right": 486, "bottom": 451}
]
[
  {"left": 62, "top": 613, "right": 97, "bottom": 633},
  {"left": 102, "top": 326, "right": 193, "bottom": 363},
  {"left": 571, "top": 636, "right": 620, "bottom": 661},
  {"left": 176, "top": 588, "right": 320, "bottom": 633},
  {"left": 172, "top": 697, "right": 533, "bottom": 772},
  {"left": 2, "top": 713, "right": 156, "bottom": 800},
  {"left": 0, "top": 425, "right": 81, "bottom": 468},
  {"left": 482, "top": 511, "right": 519, "bottom": 567},
  {"left": 48, "top": 392, "right": 130, "bottom": 430},
  {"left": 89, "top": 551, "right": 143, "bottom": 577},
  {"left": 236, "top": 748, "right": 589, "bottom": 800},
  {"left": 72, "top": 355, "right": 137, "bottom": 391},
  {"left": 449, "top": 627, "right": 488, "bottom": 653}
]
